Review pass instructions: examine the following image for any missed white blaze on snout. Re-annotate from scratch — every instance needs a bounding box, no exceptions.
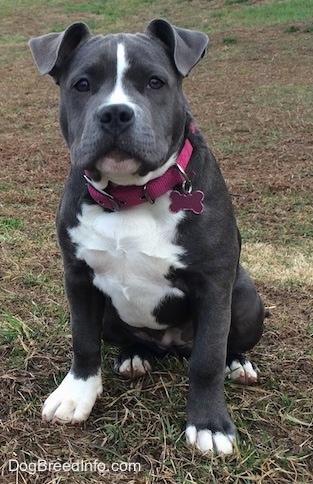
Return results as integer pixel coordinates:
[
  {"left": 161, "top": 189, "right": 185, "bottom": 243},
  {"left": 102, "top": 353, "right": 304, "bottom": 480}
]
[{"left": 108, "top": 43, "right": 132, "bottom": 105}]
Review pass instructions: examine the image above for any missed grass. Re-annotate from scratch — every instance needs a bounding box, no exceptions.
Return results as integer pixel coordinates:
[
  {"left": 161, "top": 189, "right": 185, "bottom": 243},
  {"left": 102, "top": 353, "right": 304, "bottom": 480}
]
[
  {"left": 225, "top": 0, "right": 248, "bottom": 5},
  {"left": 0, "top": 310, "right": 33, "bottom": 342},
  {"left": 0, "top": 217, "right": 24, "bottom": 241},
  {"left": 255, "top": 84, "right": 313, "bottom": 111},
  {"left": 236, "top": 193, "right": 313, "bottom": 243},
  {"left": 1, "top": 0, "right": 313, "bottom": 483},
  {"left": 284, "top": 25, "right": 301, "bottom": 33},
  {"left": 222, "top": 35, "right": 237, "bottom": 44},
  {"left": 241, "top": 242, "right": 313, "bottom": 287},
  {"left": 210, "top": 0, "right": 313, "bottom": 29},
  {"left": 304, "top": 23, "right": 313, "bottom": 32},
  {"left": 2, "top": 0, "right": 313, "bottom": 36}
]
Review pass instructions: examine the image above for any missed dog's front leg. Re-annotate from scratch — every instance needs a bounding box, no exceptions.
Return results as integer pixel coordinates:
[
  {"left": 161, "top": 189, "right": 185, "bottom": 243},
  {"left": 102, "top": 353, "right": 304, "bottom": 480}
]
[
  {"left": 42, "top": 265, "right": 104, "bottom": 424},
  {"left": 186, "top": 282, "right": 236, "bottom": 454}
]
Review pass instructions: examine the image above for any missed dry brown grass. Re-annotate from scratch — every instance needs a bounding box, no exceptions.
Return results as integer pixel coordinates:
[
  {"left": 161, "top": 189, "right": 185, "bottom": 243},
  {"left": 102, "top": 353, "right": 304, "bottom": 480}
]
[{"left": 242, "top": 243, "right": 313, "bottom": 286}]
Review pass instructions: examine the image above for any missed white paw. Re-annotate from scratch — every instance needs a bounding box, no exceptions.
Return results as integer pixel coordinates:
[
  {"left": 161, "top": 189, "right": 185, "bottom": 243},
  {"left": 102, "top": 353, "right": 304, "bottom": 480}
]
[
  {"left": 225, "top": 359, "right": 258, "bottom": 385},
  {"left": 114, "top": 355, "right": 151, "bottom": 379},
  {"left": 186, "top": 425, "right": 234, "bottom": 454},
  {"left": 42, "top": 369, "right": 103, "bottom": 423}
]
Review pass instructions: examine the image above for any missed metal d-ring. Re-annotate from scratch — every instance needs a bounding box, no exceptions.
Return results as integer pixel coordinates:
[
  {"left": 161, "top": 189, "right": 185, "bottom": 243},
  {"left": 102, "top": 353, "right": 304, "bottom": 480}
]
[{"left": 175, "top": 164, "right": 193, "bottom": 194}]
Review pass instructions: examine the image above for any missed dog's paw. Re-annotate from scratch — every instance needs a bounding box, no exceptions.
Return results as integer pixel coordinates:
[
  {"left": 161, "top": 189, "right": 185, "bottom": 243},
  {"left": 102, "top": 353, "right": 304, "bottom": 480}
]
[
  {"left": 225, "top": 357, "right": 259, "bottom": 385},
  {"left": 186, "top": 425, "right": 235, "bottom": 455},
  {"left": 42, "top": 370, "right": 102, "bottom": 424},
  {"left": 114, "top": 355, "right": 151, "bottom": 379}
]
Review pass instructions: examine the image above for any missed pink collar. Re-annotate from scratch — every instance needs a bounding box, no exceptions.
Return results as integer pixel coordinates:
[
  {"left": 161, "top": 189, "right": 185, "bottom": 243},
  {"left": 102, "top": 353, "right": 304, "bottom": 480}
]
[{"left": 84, "top": 137, "right": 194, "bottom": 211}]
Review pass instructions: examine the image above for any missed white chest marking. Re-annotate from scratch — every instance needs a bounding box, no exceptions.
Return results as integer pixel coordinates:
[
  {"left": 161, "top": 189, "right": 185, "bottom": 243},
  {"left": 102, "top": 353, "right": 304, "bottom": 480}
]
[{"left": 69, "top": 196, "right": 186, "bottom": 329}]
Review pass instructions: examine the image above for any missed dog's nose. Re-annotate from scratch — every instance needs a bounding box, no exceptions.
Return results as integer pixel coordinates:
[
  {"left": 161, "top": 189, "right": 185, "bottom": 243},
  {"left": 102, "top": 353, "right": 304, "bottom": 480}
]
[{"left": 97, "top": 104, "right": 134, "bottom": 135}]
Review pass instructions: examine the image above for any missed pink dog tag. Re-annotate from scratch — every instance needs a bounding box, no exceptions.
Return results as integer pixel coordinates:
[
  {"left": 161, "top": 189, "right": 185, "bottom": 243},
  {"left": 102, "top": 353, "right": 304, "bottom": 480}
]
[{"left": 169, "top": 190, "right": 204, "bottom": 214}]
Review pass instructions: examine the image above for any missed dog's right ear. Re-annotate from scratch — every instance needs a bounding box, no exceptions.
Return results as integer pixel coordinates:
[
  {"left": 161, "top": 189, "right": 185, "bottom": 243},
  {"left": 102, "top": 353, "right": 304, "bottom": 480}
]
[{"left": 28, "top": 22, "right": 91, "bottom": 81}]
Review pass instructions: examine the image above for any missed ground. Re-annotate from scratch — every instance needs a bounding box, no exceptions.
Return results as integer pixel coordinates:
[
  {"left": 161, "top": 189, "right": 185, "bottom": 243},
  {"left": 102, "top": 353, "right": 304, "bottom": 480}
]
[{"left": 1, "top": 0, "right": 312, "bottom": 483}]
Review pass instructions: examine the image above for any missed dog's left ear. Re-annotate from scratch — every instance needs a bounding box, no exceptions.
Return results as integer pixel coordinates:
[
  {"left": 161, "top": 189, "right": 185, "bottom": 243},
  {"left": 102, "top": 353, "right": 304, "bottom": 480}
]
[{"left": 145, "top": 19, "right": 208, "bottom": 77}]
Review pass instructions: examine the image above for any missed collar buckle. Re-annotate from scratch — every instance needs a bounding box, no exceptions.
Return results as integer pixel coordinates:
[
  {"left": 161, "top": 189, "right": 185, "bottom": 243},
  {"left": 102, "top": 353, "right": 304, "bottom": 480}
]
[
  {"left": 100, "top": 192, "right": 121, "bottom": 211},
  {"left": 84, "top": 174, "right": 121, "bottom": 211},
  {"left": 142, "top": 184, "right": 155, "bottom": 204}
]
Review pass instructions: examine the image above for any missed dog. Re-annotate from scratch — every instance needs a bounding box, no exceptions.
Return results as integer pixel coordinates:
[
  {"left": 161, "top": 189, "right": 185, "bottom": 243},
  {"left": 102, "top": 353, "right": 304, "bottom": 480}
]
[{"left": 29, "top": 19, "right": 265, "bottom": 455}]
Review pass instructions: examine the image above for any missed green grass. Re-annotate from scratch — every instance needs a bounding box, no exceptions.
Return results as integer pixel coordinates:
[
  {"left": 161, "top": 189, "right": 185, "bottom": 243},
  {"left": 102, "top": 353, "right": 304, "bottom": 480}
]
[
  {"left": 0, "top": 217, "right": 23, "bottom": 241},
  {"left": 255, "top": 84, "right": 313, "bottom": 111},
  {"left": 55, "top": 0, "right": 159, "bottom": 16},
  {"left": 2, "top": 0, "right": 313, "bottom": 38},
  {"left": 210, "top": 0, "right": 313, "bottom": 30},
  {"left": 0, "top": 34, "right": 28, "bottom": 43},
  {"left": 222, "top": 35, "right": 237, "bottom": 44},
  {"left": 212, "top": 129, "right": 286, "bottom": 154},
  {"left": 226, "top": 0, "right": 248, "bottom": 4},
  {"left": 0, "top": 310, "right": 33, "bottom": 342}
]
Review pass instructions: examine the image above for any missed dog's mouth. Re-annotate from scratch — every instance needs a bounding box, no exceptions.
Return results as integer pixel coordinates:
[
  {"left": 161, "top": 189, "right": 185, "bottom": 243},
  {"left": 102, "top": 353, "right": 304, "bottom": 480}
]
[
  {"left": 85, "top": 146, "right": 169, "bottom": 188},
  {"left": 96, "top": 150, "right": 140, "bottom": 174}
]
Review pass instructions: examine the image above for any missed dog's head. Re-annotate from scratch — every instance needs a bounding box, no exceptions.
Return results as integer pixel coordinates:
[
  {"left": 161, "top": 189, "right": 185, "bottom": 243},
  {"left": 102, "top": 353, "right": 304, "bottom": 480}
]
[{"left": 29, "top": 20, "right": 208, "bottom": 185}]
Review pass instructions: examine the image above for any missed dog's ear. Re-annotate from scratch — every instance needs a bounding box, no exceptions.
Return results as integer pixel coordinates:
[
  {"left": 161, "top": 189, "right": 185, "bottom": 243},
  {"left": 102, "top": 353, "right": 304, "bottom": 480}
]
[
  {"left": 28, "top": 22, "right": 91, "bottom": 81},
  {"left": 145, "top": 19, "right": 208, "bottom": 77}
]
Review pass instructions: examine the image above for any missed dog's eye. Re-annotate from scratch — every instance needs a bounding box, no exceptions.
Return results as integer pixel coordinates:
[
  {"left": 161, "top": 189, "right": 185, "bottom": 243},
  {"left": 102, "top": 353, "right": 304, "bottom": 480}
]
[
  {"left": 148, "top": 77, "right": 164, "bottom": 90},
  {"left": 74, "top": 78, "right": 90, "bottom": 92}
]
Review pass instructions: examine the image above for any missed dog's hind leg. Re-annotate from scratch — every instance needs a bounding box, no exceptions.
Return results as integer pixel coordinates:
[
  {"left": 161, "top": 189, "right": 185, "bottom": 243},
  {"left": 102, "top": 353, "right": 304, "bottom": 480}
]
[
  {"left": 227, "top": 264, "right": 265, "bottom": 385},
  {"left": 114, "top": 344, "right": 153, "bottom": 380}
]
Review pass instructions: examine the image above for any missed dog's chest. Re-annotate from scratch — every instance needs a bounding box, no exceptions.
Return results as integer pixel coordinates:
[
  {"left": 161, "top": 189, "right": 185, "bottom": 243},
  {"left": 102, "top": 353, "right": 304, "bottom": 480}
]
[{"left": 68, "top": 197, "right": 186, "bottom": 329}]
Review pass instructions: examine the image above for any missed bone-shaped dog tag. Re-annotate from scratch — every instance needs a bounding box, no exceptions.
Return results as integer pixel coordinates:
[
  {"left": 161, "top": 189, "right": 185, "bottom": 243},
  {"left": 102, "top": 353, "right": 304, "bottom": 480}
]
[{"left": 169, "top": 190, "right": 204, "bottom": 214}]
